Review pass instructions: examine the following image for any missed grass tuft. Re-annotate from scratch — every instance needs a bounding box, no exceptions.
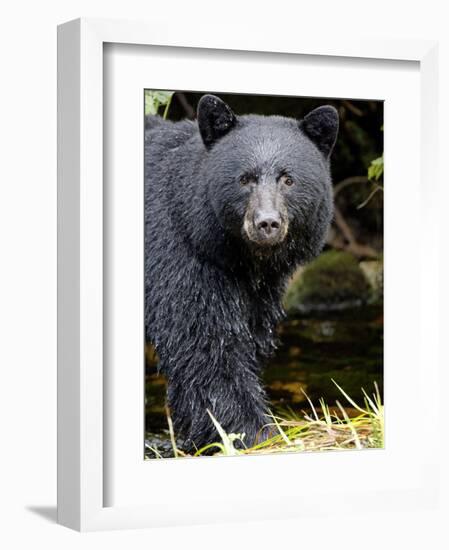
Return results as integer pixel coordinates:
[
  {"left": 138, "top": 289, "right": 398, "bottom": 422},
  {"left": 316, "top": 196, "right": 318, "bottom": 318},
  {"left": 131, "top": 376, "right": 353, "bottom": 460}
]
[{"left": 145, "top": 381, "right": 383, "bottom": 459}]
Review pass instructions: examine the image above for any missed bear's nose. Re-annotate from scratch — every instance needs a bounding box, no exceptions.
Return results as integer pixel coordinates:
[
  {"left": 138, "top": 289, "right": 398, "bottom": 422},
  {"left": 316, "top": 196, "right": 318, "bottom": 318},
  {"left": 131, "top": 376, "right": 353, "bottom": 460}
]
[{"left": 255, "top": 212, "right": 281, "bottom": 237}]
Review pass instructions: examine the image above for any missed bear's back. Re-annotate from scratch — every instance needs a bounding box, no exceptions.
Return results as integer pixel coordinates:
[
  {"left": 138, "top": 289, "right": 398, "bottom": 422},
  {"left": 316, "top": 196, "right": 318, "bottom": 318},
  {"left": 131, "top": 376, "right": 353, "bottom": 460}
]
[{"left": 145, "top": 116, "right": 197, "bottom": 157}]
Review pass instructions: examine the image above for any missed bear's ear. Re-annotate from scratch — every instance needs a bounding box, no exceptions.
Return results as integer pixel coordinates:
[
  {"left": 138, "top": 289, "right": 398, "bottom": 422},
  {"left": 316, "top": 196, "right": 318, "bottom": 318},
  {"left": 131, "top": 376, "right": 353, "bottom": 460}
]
[
  {"left": 197, "top": 95, "right": 237, "bottom": 148},
  {"left": 301, "top": 105, "right": 339, "bottom": 158}
]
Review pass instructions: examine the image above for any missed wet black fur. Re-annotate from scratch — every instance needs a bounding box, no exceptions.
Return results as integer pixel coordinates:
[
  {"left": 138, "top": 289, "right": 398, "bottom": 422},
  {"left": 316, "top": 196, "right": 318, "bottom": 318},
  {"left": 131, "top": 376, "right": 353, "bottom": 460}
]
[{"left": 145, "top": 96, "right": 338, "bottom": 450}]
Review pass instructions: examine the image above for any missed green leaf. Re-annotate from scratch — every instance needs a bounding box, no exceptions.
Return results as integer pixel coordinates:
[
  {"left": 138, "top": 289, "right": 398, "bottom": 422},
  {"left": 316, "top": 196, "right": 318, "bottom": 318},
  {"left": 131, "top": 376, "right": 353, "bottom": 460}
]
[
  {"left": 145, "top": 94, "right": 157, "bottom": 116},
  {"left": 145, "top": 90, "right": 174, "bottom": 116},
  {"left": 367, "top": 154, "right": 384, "bottom": 181},
  {"left": 151, "top": 91, "right": 174, "bottom": 104}
]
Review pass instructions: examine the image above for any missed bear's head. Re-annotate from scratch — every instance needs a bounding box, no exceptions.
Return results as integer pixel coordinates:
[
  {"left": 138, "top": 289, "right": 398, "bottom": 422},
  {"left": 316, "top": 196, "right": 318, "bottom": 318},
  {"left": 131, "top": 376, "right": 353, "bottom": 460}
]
[{"left": 197, "top": 95, "right": 338, "bottom": 265}]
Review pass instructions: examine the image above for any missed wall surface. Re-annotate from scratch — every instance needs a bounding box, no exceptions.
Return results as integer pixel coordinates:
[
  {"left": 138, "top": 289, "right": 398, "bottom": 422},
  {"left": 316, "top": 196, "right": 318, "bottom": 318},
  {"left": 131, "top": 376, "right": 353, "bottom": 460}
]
[{"left": 0, "top": 1, "right": 448, "bottom": 548}]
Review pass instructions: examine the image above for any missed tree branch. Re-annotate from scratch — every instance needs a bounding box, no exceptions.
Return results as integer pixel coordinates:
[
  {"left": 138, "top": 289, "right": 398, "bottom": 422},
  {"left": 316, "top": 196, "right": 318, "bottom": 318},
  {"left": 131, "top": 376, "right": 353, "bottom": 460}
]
[
  {"left": 176, "top": 92, "right": 196, "bottom": 119},
  {"left": 333, "top": 176, "right": 369, "bottom": 198},
  {"left": 342, "top": 100, "right": 364, "bottom": 117},
  {"left": 331, "top": 205, "right": 379, "bottom": 259}
]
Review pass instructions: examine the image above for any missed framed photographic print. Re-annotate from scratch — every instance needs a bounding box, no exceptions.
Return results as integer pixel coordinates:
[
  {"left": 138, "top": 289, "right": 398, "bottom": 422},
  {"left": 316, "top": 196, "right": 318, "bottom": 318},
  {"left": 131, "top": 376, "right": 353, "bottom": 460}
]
[
  {"left": 142, "top": 89, "right": 383, "bottom": 461},
  {"left": 57, "top": 18, "right": 440, "bottom": 531}
]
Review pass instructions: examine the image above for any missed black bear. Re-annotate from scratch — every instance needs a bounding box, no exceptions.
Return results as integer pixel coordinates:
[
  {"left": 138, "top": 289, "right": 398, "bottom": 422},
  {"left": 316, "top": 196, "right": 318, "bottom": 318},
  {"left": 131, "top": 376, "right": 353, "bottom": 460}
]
[{"left": 145, "top": 95, "right": 338, "bottom": 451}]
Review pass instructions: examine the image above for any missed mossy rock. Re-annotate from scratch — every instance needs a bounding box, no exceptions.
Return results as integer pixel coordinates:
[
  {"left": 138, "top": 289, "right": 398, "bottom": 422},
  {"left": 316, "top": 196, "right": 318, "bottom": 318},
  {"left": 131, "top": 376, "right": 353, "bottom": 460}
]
[
  {"left": 359, "top": 259, "right": 383, "bottom": 305},
  {"left": 284, "top": 250, "right": 371, "bottom": 313}
]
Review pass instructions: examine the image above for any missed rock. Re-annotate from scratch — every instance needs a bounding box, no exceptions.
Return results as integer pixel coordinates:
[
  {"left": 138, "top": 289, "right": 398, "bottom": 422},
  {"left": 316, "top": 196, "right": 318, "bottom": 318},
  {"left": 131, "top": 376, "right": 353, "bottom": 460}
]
[
  {"left": 359, "top": 259, "right": 383, "bottom": 304},
  {"left": 283, "top": 250, "right": 372, "bottom": 314}
]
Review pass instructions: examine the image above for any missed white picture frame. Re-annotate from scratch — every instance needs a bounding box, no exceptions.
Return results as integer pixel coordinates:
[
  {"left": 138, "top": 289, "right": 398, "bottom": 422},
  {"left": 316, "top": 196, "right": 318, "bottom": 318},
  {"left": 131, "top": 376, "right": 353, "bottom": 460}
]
[{"left": 57, "top": 17, "right": 440, "bottom": 531}]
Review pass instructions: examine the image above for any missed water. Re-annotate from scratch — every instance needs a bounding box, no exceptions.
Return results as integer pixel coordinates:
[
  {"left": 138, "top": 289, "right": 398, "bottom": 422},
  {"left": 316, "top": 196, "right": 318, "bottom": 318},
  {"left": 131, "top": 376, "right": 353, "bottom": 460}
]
[{"left": 145, "top": 305, "right": 383, "bottom": 445}]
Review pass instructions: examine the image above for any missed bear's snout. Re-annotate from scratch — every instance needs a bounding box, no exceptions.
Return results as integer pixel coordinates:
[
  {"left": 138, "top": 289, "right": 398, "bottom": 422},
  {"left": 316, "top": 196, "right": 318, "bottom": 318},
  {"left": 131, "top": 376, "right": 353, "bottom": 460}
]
[
  {"left": 243, "top": 207, "right": 288, "bottom": 247},
  {"left": 254, "top": 211, "right": 282, "bottom": 240},
  {"left": 243, "top": 183, "right": 288, "bottom": 247}
]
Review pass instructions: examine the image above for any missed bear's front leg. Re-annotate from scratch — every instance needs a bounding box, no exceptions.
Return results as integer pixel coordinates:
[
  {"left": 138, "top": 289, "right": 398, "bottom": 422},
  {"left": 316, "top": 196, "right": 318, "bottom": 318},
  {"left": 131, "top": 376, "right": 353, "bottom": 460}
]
[{"left": 165, "top": 344, "right": 271, "bottom": 452}]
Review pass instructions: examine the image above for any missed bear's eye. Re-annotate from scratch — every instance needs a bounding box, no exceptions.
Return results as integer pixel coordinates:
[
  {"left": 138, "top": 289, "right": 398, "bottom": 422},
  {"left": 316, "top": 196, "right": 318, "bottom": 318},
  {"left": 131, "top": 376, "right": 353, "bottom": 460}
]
[
  {"left": 280, "top": 174, "right": 294, "bottom": 186},
  {"left": 240, "top": 175, "right": 252, "bottom": 185}
]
